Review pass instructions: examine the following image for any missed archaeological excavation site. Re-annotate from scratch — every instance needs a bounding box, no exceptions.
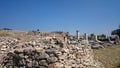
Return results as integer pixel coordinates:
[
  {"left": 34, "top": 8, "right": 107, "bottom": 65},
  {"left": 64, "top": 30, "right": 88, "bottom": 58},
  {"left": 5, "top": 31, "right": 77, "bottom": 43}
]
[
  {"left": 0, "top": 30, "right": 110, "bottom": 68},
  {"left": 1, "top": 0, "right": 120, "bottom": 68}
]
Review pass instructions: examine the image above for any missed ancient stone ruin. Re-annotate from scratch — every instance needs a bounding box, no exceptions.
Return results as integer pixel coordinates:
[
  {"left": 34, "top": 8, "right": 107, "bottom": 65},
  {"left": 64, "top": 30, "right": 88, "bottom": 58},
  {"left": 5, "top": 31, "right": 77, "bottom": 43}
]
[
  {"left": 0, "top": 30, "right": 105, "bottom": 68},
  {"left": 0, "top": 27, "right": 119, "bottom": 68}
]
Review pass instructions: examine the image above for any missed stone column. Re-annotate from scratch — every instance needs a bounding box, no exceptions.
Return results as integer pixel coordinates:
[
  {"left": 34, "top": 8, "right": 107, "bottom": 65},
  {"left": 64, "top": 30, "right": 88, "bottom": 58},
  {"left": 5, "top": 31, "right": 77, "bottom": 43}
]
[
  {"left": 53, "top": 33, "right": 56, "bottom": 38},
  {"left": 108, "top": 36, "right": 111, "bottom": 42},
  {"left": 84, "top": 33, "right": 88, "bottom": 40},
  {"left": 76, "top": 30, "right": 80, "bottom": 40},
  {"left": 95, "top": 35, "right": 98, "bottom": 41},
  {"left": 64, "top": 37, "right": 67, "bottom": 43},
  {"left": 115, "top": 35, "right": 120, "bottom": 44},
  {"left": 84, "top": 33, "right": 89, "bottom": 44}
]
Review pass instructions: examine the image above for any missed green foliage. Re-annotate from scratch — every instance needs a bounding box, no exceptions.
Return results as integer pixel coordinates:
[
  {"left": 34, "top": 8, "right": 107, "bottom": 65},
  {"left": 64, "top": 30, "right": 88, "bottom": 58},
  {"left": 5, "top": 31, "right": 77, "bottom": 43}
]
[
  {"left": 111, "top": 28, "right": 120, "bottom": 37},
  {"left": 101, "top": 34, "right": 106, "bottom": 37},
  {"left": 2, "top": 28, "right": 12, "bottom": 30},
  {"left": 89, "top": 33, "right": 95, "bottom": 40},
  {"left": 37, "top": 29, "right": 40, "bottom": 31},
  {"left": 98, "top": 34, "right": 106, "bottom": 40},
  {"left": 90, "top": 33, "right": 95, "bottom": 37}
]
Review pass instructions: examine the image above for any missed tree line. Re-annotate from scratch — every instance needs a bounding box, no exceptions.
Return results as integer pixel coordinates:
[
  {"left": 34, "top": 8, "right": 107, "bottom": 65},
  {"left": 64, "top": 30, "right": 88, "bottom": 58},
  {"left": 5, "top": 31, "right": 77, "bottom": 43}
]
[{"left": 111, "top": 25, "right": 120, "bottom": 37}]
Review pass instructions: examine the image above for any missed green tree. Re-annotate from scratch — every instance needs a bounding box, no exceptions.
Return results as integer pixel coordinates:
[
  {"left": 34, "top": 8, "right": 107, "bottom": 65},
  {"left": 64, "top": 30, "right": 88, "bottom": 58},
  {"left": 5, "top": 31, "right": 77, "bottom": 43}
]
[
  {"left": 2, "top": 28, "right": 12, "bottom": 30},
  {"left": 98, "top": 34, "right": 106, "bottom": 40},
  {"left": 37, "top": 29, "right": 40, "bottom": 31},
  {"left": 111, "top": 25, "right": 120, "bottom": 37},
  {"left": 89, "top": 33, "right": 95, "bottom": 40}
]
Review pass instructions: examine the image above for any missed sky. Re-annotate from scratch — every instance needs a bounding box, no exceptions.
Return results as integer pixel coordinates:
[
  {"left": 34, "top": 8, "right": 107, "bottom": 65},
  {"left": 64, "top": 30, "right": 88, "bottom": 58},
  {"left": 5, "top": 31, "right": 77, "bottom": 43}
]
[{"left": 0, "top": 0, "right": 120, "bottom": 35}]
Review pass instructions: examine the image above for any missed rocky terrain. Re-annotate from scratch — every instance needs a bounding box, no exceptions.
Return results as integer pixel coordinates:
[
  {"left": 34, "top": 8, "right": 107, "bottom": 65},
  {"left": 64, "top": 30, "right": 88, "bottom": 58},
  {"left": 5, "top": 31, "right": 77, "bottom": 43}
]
[{"left": 0, "top": 30, "right": 105, "bottom": 68}]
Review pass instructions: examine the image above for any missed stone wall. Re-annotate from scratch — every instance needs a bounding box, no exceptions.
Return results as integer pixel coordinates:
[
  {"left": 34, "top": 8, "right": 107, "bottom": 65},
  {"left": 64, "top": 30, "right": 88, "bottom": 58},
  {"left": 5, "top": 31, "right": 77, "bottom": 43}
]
[{"left": 0, "top": 37, "right": 104, "bottom": 68}]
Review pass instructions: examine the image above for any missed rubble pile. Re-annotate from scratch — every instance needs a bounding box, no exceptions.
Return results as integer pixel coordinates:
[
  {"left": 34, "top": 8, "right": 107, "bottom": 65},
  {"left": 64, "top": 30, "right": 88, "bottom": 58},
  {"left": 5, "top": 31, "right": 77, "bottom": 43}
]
[
  {"left": 0, "top": 37, "right": 104, "bottom": 68},
  {"left": 0, "top": 37, "right": 19, "bottom": 53}
]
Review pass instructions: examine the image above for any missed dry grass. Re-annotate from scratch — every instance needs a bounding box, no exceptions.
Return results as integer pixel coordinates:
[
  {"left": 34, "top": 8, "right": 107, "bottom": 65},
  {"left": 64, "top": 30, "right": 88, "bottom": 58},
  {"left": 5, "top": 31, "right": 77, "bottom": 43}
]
[
  {"left": 93, "top": 45, "right": 120, "bottom": 68},
  {"left": 0, "top": 30, "right": 31, "bottom": 43},
  {"left": 0, "top": 30, "right": 11, "bottom": 37}
]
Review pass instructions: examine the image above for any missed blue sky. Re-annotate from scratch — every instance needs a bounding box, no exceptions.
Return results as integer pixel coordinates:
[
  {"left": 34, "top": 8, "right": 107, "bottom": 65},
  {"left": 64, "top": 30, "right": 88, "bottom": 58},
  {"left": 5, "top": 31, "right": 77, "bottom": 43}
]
[{"left": 0, "top": 0, "right": 120, "bottom": 35}]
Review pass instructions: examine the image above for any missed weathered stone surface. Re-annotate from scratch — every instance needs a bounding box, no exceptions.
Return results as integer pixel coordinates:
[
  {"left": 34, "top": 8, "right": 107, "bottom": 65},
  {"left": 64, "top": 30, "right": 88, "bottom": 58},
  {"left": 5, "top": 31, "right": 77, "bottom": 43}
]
[
  {"left": 48, "top": 63, "right": 58, "bottom": 68},
  {"left": 47, "top": 57, "right": 58, "bottom": 63},
  {"left": 39, "top": 60, "right": 48, "bottom": 67},
  {"left": 0, "top": 37, "right": 105, "bottom": 68},
  {"left": 39, "top": 53, "right": 49, "bottom": 60},
  {"left": 64, "top": 65, "right": 71, "bottom": 68}
]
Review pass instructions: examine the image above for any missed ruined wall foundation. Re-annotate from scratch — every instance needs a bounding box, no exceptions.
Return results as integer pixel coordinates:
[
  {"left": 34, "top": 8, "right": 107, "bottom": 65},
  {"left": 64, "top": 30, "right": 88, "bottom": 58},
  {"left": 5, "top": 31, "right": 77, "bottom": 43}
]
[{"left": 0, "top": 37, "right": 104, "bottom": 68}]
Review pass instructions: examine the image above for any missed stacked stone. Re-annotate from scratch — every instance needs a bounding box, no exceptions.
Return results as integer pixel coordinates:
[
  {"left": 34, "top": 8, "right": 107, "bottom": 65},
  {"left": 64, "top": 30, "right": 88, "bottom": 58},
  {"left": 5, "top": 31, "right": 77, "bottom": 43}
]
[
  {"left": 0, "top": 37, "right": 104, "bottom": 68},
  {"left": 0, "top": 37, "right": 18, "bottom": 57}
]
